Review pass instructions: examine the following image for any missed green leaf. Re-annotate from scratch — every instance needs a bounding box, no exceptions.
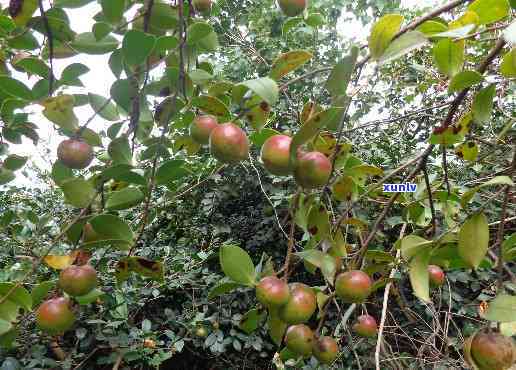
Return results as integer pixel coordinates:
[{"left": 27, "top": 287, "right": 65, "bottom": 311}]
[
  {"left": 408, "top": 247, "right": 431, "bottom": 302},
  {"left": 239, "top": 308, "right": 265, "bottom": 334},
  {"left": 249, "top": 128, "right": 280, "bottom": 147},
  {"left": 108, "top": 136, "right": 133, "bottom": 165},
  {"left": 325, "top": 46, "right": 359, "bottom": 97},
  {"left": 60, "top": 178, "right": 97, "bottom": 208},
  {"left": 101, "top": 0, "right": 125, "bottom": 24},
  {"left": 0, "top": 168, "right": 14, "bottom": 185},
  {"left": 0, "top": 77, "right": 33, "bottom": 101},
  {"left": 60, "top": 63, "right": 90, "bottom": 87},
  {"left": 71, "top": 33, "right": 119, "bottom": 54},
  {"left": 399, "top": 234, "right": 432, "bottom": 260},
  {"left": 31, "top": 281, "right": 56, "bottom": 307},
  {"left": 3, "top": 155, "right": 27, "bottom": 171},
  {"left": 88, "top": 93, "right": 119, "bottom": 121},
  {"left": 93, "top": 22, "right": 113, "bottom": 41},
  {"left": 191, "top": 95, "right": 230, "bottom": 118},
  {"left": 448, "top": 70, "right": 483, "bottom": 93},
  {"left": 468, "top": 0, "right": 510, "bottom": 25},
  {"left": 461, "top": 175, "right": 514, "bottom": 206},
  {"left": 13, "top": 57, "right": 50, "bottom": 78},
  {"left": 89, "top": 214, "right": 133, "bottom": 243},
  {"left": 156, "top": 159, "right": 188, "bottom": 185},
  {"left": 500, "top": 49, "right": 516, "bottom": 77},
  {"left": 458, "top": 212, "right": 489, "bottom": 269},
  {"left": 433, "top": 24, "right": 476, "bottom": 38},
  {"left": 188, "top": 69, "right": 213, "bottom": 85},
  {"left": 282, "top": 17, "right": 303, "bottom": 36},
  {"left": 305, "top": 12, "right": 325, "bottom": 28},
  {"left": 208, "top": 279, "right": 241, "bottom": 300},
  {"left": 379, "top": 31, "right": 428, "bottom": 65},
  {"left": 502, "top": 233, "right": 516, "bottom": 261},
  {"left": 0, "top": 283, "right": 32, "bottom": 311},
  {"left": 267, "top": 307, "right": 287, "bottom": 346},
  {"left": 54, "top": 0, "right": 95, "bottom": 8},
  {"left": 122, "top": 30, "right": 156, "bottom": 66},
  {"left": 417, "top": 20, "right": 448, "bottom": 36},
  {"left": 368, "top": 14, "right": 404, "bottom": 60},
  {"left": 237, "top": 78, "right": 279, "bottom": 106},
  {"left": 75, "top": 289, "right": 104, "bottom": 305},
  {"left": 269, "top": 50, "right": 313, "bottom": 80},
  {"left": 106, "top": 187, "right": 145, "bottom": 210},
  {"left": 219, "top": 244, "right": 256, "bottom": 286},
  {"left": 186, "top": 22, "right": 213, "bottom": 44},
  {"left": 110, "top": 79, "right": 136, "bottom": 112},
  {"left": 432, "top": 38, "right": 464, "bottom": 78},
  {"left": 0, "top": 320, "right": 12, "bottom": 337},
  {"left": 481, "top": 294, "right": 516, "bottom": 322},
  {"left": 51, "top": 161, "right": 74, "bottom": 186},
  {"left": 472, "top": 84, "right": 496, "bottom": 124},
  {"left": 296, "top": 250, "right": 336, "bottom": 282}
]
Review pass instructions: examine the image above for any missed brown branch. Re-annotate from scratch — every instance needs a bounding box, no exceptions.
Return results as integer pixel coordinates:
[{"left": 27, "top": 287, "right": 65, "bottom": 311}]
[
  {"left": 37, "top": 0, "right": 54, "bottom": 96},
  {"left": 442, "top": 145, "right": 451, "bottom": 195},
  {"left": 282, "top": 191, "right": 300, "bottom": 281},
  {"left": 315, "top": 292, "right": 336, "bottom": 336},
  {"left": 423, "top": 161, "right": 437, "bottom": 236},
  {"left": 495, "top": 143, "right": 516, "bottom": 291}
]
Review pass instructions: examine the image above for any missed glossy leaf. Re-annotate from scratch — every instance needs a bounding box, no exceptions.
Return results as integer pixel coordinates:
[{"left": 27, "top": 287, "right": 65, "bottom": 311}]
[
  {"left": 448, "top": 70, "right": 483, "bottom": 94},
  {"left": 379, "top": 31, "right": 427, "bottom": 65},
  {"left": 106, "top": 187, "right": 145, "bottom": 210},
  {"left": 408, "top": 247, "right": 431, "bottom": 302},
  {"left": 88, "top": 93, "right": 119, "bottom": 121},
  {"left": 472, "top": 84, "right": 496, "bottom": 124},
  {"left": 237, "top": 78, "right": 279, "bottom": 106},
  {"left": 468, "top": 0, "right": 510, "bottom": 25},
  {"left": 60, "top": 178, "right": 96, "bottom": 208},
  {"left": 101, "top": 0, "right": 125, "bottom": 24},
  {"left": 325, "top": 46, "right": 358, "bottom": 97},
  {"left": 458, "top": 212, "right": 489, "bottom": 269},
  {"left": 239, "top": 308, "right": 265, "bottom": 334},
  {"left": 122, "top": 30, "right": 156, "bottom": 66},
  {"left": 0, "top": 77, "right": 33, "bottom": 101},
  {"left": 432, "top": 38, "right": 464, "bottom": 77},
  {"left": 368, "top": 14, "right": 404, "bottom": 60},
  {"left": 219, "top": 245, "right": 256, "bottom": 286},
  {"left": 108, "top": 136, "right": 133, "bottom": 165},
  {"left": 481, "top": 294, "right": 516, "bottom": 322}
]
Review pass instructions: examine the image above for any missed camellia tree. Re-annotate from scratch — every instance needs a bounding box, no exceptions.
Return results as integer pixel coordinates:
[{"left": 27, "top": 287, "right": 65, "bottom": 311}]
[{"left": 0, "top": 0, "right": 515, "bottom": 369}]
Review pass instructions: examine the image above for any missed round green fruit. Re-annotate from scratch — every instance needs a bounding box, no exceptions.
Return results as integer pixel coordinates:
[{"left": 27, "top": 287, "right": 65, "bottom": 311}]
[
  {"left": 256, "top": 276, "right": 289, "bottom": 307},
  {"left": 294, "top": 151, "right": 332, "bottom": 189},
  {"left": 57, "top": 139, "right": 94, "bottom": 169},
  {"left": 428, "top": 264, "right": 445, "bottom": 288},
  {"left": 277, "top": 0, "right": 307, "bottom": 17},
  {"left": 59, "top": 264, "right": 97, "bottom": 297},
  {"left": 193, "top": 0, "right": 212, "bottom": 14},
  {"left": 209, "top": 123, "right": 249, "bottom": 164},
  {"left": 190, "top": 115, "right": 218, "bottom": 144},
  {"left": 195, "top": 326, "right": 208, "bottom": 338},
  {"left": 353, "top": 314, "right": 377, "bottom": 338},
  {"left": 279, "top": 283, "right": 316, "bottom": 324},
  {"left": 260, "top": 134, "right": 292, "bottom": 176},
  {"left": 469, "top": 332, "right": 515, "bottom": 370},
  {"left": 313, "top": 336, "right": 339, "bottom": 364},
  {"left": 335, "top": 270, "right": 372, "bottom": 303},
  {"left": 36, "top": 297, "right": 75, "bottom": 335},
  {"left": 285, "top": 324, "right": 314, "bottom": 356}
]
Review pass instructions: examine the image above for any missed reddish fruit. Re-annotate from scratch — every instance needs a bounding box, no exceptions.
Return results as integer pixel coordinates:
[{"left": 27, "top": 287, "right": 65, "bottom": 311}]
[
  {"left": 57, "top": 139, "right": 94, "bottom": 169},
  {"left": 256, "top": 276, "right": 289, "bottom": 307},
  {"left": 294, "top": 151, "right": 332, "bottom": 189},
  {"left": 335, "top": 270, "right": 372, "bottom": 303},
  {"left": 285, "top": 324, "right": 314, "bottom": 356},
  {"left": 209, "top": 123, "right": 249, "bottom": 164},
  {"left": 428, "top": 264, "right": 445, "bottom": 287},
  {"left": 353, "top": 315, "right": 377, "bottom": 338},
  {"left": 277, "top": 0, "right": 307, "bottom": 17},
  {"left": 192, "top": 0, "right": 212, "bottom": 14},
  {"left": 260, "top": 135, "right": 292, "bottom": 176},
  {"left": 469, "top": 332, "right": 515, "bottom": 370},
  {"left": 313, "top": 336, "right": 339, "bottom": 364},
  {"left": 36, "top": 297, "right": 75, "bottom": 334},
  {"left": 190, "top": 115, "right": 218, "bottom": 144},
  {"left": 59, "top": 264, "right": 97, "bottom": 297},
  {"left": 82, "top": 223, "right": 101, "bottom": 243},
  {"left": 279, "top": 283, "right": 316, "bottom": 324}
]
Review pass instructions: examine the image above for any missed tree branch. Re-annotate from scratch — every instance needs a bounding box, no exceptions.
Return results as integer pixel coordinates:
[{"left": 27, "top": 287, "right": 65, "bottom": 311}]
[{"left": 37, "top": 0, "right": 54, "bottom": 96}]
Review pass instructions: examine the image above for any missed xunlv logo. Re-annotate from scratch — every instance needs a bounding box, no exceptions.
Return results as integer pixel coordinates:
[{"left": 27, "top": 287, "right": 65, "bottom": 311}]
[{"left": 383, "top": 183, "right": 417, "bottom": 192}]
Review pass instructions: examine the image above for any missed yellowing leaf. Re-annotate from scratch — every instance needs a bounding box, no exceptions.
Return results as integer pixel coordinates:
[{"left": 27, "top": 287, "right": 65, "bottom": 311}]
[
  {"left": 43, "top": 250, "right": 79, "bottom": 270},
  {"left": 455, "top": 141, "right": 479, "bottom": 161},
  {"left": 269, "top": 50, "right": 312, "bottom": 80},
  {"left": 42, "top": 95, "right": 79, "bottom": 132}
]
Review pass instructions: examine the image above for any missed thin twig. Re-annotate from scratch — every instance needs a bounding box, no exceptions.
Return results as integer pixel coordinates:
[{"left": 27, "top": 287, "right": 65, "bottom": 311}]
[
  {"left": 282, "top": 191, "right": 300, "bottom": 281},
  {"left": 423, "top": 162, "right": 437, "bottom": 236},
  {"left": 442, "top": 145, "right": 451, "bottom": 195},
  {"left": 375, "top": 224, "right": 407, "bottom": 370}
]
